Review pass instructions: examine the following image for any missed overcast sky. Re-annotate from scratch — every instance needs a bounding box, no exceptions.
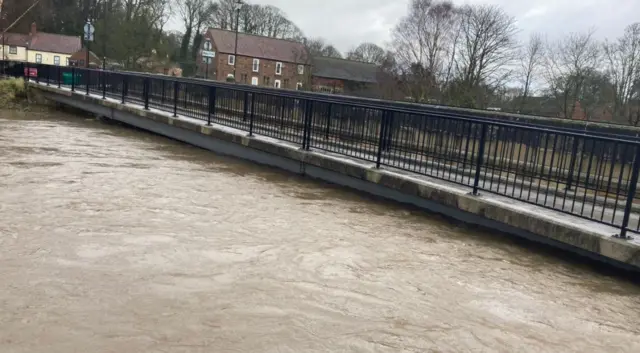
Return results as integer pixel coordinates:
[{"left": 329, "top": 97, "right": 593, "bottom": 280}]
[{"left": 227, "top": 0, "right": 640, "bottom": 53}]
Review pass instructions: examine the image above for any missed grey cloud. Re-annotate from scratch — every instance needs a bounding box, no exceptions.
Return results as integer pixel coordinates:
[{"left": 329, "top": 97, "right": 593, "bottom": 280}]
[{"left": 223, "top": 0, "right": 640, "bottom": 53}]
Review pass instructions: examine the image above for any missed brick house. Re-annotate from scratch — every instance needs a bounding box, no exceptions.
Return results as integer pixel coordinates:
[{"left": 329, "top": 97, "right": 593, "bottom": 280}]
[
  {"left": 196, "top": 28, "right": 309, "bottom": 89},
  {"left": 310, "top": 56, "right": 378, "bottom": 95}
]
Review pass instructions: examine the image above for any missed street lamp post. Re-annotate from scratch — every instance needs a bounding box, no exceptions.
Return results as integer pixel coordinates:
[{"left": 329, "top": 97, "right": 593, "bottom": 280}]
[
  {"left": 232, "top": 0, "right": 243, "bottom": 81},
  {"left": 102, "top": 0, "right": 107, "bottom": 70}
]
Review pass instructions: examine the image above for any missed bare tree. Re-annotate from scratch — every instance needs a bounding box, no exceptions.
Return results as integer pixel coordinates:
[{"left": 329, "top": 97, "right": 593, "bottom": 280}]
[
  {"left": 391, "top": 0, "right": 458, "bottom": 102},
  {"left": 346, "top": 42, "right": 386, "bottom": 64},
  {"left": 604, "top": 22, "right": 640, "bottom": 124},
  {"left": 177, "top": 0, "right": 216, "bottom": 60},
  {"left": 211, "top": 0, "right": 302, "bottom": 40},
  {"left": 544, "top": 29, "right": 601, "bottom": 119},
  {"left": 303, "top": 37, "right": 342, "bottom": 58},
  {"left": 454, "top": 4, "right": 519, "bottom": 108},
  {"left": 518, "top": 33, "right": 544, "bottom": 111}
]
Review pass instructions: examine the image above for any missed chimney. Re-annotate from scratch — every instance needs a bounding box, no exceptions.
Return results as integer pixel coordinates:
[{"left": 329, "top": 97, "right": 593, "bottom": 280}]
[{"left": 30, "top": 22, "right": 37, "bottom": 36}]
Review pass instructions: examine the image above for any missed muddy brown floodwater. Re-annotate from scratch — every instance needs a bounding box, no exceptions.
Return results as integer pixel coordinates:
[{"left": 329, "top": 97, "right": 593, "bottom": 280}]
[{"left": 1, "top": 110, "right": 639, "bottom": 353}]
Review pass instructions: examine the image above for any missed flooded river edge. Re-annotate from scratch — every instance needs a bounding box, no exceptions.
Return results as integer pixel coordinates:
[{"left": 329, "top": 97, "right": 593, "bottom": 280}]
[{"left": 1, "top": 109, "right": 639, "bottom": 352}]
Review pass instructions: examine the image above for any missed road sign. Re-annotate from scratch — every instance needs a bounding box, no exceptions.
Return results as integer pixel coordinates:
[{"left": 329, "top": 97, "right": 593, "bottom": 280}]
[
  {"left": 83, "top": 21, "right": 95, "bottom": 41},
  {"left": 83, "top": 22, "right": 95, "bottom": 34},
  {"left": 202, "top": 50, "right": 216, "bottom": 58}
]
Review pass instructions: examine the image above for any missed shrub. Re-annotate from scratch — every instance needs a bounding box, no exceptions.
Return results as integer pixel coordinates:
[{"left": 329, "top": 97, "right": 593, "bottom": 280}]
[{"left": 0, "top": 78, "right": 26, "bottom": 105}]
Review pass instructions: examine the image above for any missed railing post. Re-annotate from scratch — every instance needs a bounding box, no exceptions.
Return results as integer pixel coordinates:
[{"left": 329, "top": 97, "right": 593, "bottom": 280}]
[
  {"left": 143, "top": 77, "right": 150, "bottom": 110},
  {"left": 565, "top": 137, "right": 580, "bottom": 190},
  {"left": 46, "top": 65, "right": 50, "bottom": 86},
  {"left": 71, "top": 67, "right": 75, "bottom": 92},
  {"left": 375, "top": 110, "right": 388, "bottom": 169},
  {"left": 121, "top": 74, "right": 127, "bottom": 103},
  {"left": 86, "top": 69, "right": 90, "bottom": 95},
  {"left": 207, "top": 86, "right": 215, "bottom": 126},
  {"left": 243, "top": 91, "right": 249, "bottom": 121},
  {"left": 248, "top": 93, "right": 256, "bottom": 136},
  {"left": 619, "top": 146, "right": 640, "bottom": 239},
  {"left": 173, "top": 81, "right": 179, "bottom": 117},
  {"left": 102, "top": 70, "right": 106, "bottom": 99},
  {"left": 472, "top": 123, "right": 488, "bottom": 195},
  {"left": 57, "top": 66, "right": 61, "bottom": 88}
]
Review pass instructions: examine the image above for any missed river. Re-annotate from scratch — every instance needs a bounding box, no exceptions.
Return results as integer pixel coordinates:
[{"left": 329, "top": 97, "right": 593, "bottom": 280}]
[{"left": 1, "top": 109, "right": 639, "bottom": 353}]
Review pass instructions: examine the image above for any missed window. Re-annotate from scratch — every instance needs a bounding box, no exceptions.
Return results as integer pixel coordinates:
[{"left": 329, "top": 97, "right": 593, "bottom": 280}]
[
  {"left": 297, "top": 65, "right": 304, "bottom": 75},
  {"left": 9, "top": 46, "right": 17, "bottom": 54},
  {"left": 54, "top": 56, "right": 60, "bottom": 66},
  {"left": 263, "top": 76, "right": 271, "bottom": 85},
  {"left": 296, "top": 82, "right": 303, "bottom": 90},
  {"left": 274, "top": 80, "right": 281, "bottom": 88},
  {"left": 228, "top": 54, "right": 235, "bottom": 65},
  {"left": 252, "top": 58, "right": 260, "bottom": 72},
  {"left": 283, "top": 79, "right": 289, "bottom": 88},
  {"left": 241, "top": 74, "right": 248, "bottom": 83},
  {"left": 35, "top": 53, "right": 42, "bottom": 63},
  {"left": 275, "top": 62, "right": 282, "bottom": 75},
  {"left": 79, "top": 60, "right": 85, "bottom": 67},
  {"left": 251, "top": 77, "right": 259, "bottom": 85}
]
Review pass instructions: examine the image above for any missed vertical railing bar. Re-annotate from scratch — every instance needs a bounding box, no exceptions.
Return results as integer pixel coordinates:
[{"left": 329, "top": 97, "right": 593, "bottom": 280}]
[
  {"left": 375, "top": 110, "right": 388, "bottom": 169},
  {"left": 473, "top": 123, "right": 488, "bottom": 195}
]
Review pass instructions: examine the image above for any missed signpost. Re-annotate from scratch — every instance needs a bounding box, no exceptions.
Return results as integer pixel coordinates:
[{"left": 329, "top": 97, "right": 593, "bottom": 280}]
[
  {"left": 83, "top": 21, "right": 94, "bottom": 68},
  {"left": 201, "top": 41, "right": 215, "bottom": 80}
]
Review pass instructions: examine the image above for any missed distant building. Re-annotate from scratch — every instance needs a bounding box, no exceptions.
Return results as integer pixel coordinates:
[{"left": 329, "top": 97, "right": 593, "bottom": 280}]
[
  {"left": 136, "top": 55, "right": 183, "bottom": 76},
  {"left": 68, "top": 48, "right": 103, "bottom": 68},
  {"left": 1, "top": 23, "right": 81, "bottom": 66},
  {"left": 310, "top": 56, "right": 378, "bottom": 95},
  {"left": 196, "top": 28, "right": 309, "bottom": 89}
]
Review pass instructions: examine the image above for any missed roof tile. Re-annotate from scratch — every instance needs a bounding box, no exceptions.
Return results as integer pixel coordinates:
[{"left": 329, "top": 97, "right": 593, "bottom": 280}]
[
  {"left": 206, "top": 28, "right": 307, "bottom": 64},
  {"left": 312, "top": 56, "right": 378, "bottom": 83},
  {"left": 1, "top": 33, "right": 30, "bottom": 47},
  {"left": 28, "top": 32, "right": 81, "bottom": 54}
]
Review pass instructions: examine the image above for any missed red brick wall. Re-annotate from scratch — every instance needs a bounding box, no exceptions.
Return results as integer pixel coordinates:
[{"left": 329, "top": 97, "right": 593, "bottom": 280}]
[{"left": 214, "top": 53, "right": 307, "bottom": 89}]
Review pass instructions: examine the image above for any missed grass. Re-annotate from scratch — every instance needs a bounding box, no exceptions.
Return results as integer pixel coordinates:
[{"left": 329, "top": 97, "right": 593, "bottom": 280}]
[{"left": 0, "top": 78, "right": 27, "bottom": 106}]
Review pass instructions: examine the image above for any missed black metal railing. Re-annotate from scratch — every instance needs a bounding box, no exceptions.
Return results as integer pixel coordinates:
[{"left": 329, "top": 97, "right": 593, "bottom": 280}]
[{"left": 5, "top": 61, "right": 640, "bottom": 238}]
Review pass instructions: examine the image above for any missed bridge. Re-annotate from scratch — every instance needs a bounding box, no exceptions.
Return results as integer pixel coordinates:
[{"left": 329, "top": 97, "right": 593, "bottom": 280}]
[{"left": 4, "top": 61, "right": 640, "bottom": 270}]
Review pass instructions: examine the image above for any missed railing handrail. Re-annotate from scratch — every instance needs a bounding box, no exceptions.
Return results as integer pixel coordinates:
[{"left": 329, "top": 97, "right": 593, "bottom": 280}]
[{"left": 68, "top": 65, "right": 640, "bottom": 143}]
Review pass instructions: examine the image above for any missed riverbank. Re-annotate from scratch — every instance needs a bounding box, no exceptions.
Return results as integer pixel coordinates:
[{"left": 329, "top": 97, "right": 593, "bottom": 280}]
[{"left": 0, "top": 78, "right": 27, "bottom": 108}]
